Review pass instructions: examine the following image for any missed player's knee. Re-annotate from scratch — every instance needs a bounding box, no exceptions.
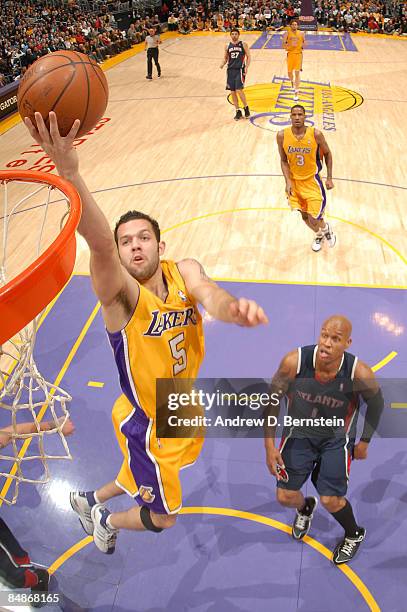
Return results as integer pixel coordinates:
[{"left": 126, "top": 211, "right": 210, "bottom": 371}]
[
  {"left": 320, "top": 495, "right": 343, "bottom": 513},
  {"left": 149, "top": 509, "right": 177, "bottom": 530},
  {"left": 276, "top": 488, "right": 297, "bottom": 507}
]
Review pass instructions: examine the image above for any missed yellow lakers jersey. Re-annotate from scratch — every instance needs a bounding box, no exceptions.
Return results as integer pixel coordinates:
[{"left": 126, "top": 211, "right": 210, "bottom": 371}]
[
  {"left": 107, "top": 260, "right": 205, "bottom": 420},
  {"left": 283, "top": 126, "right": 321, "bottom": 180},
  {"left": 286, "top": 28, "right": 304, "bottom": 53}
]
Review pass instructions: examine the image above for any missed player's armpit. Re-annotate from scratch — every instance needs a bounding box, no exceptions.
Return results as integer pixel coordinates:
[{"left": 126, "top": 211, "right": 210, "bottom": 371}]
[{"left": 89, "top": 246, "right": 138, "bottom": 310}]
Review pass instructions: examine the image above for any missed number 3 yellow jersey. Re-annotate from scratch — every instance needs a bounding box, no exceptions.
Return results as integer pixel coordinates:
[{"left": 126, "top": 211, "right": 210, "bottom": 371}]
[
  {"left": 107, "top": 260, "right": 205, "bottom": 420},
  {"left": 283, "top": 126, "right": 321, "bottom": 180}
]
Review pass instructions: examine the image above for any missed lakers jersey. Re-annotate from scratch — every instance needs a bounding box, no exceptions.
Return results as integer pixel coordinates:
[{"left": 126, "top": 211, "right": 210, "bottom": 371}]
[
  {"left": 283, "top": 126, "right": 322, "bottom": 180},
  {"left": 107, "top": 260, "right": 205, "bottom": 420},
  {"left": 286, "top": 28, "right": 304, "bottom": 53}
]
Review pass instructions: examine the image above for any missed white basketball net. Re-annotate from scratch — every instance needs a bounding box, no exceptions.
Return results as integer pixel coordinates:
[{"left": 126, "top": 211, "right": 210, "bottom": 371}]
[{"left": 0, "top": 177, "right": 72, "bottom": 505}]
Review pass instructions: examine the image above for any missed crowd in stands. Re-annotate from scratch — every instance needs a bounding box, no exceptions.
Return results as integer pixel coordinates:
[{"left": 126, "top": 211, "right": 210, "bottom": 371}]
[
  {"left": 1, "top": 0, "right": 407, "bottom": 88},
  {"left": 167, "top": 0, "right": 406, "bottom": 35},
  {"left": 0, "top": 0, "right": 160, "bottom": 86},
  {"left": 167, "top": 1, "right": 301, "bottom": 33},
  {"left": 314, "top": 1, "right": 407, "bottom": 34}
]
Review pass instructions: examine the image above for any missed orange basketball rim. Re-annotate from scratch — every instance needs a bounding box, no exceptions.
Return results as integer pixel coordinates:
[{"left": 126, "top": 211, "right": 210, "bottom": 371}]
[{"left": 0, "top": 171, "right": 81, "bottom": 345}]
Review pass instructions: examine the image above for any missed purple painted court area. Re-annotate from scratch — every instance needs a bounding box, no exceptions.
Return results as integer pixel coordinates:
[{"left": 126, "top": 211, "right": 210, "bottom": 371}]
[
  {"left": 1, "top": 276, "right": 406, "bottom": 611},
  {"left": 251, "top": 32, "right": 358, "bottom": 51}
]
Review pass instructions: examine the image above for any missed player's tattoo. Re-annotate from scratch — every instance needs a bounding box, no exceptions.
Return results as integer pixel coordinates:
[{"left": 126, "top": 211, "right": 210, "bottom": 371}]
[
  {"left": 182, "top": 259, "right": 212, "bottom": 282},
  {"left": 197, "top": 262, "right": 210, "bottom": 281}
]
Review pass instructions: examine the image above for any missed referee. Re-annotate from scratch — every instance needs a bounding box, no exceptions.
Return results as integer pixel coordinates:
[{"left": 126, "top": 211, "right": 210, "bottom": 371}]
[{"left": 145, "top": 27, "right": 161, "bottom": 80}]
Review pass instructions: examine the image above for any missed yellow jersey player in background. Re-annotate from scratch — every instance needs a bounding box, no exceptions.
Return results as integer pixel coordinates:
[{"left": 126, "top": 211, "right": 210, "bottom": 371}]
[
  {"left": 24, "top": 112, "right": 268, "bottom": 555},
  {"left": 282, "top": 19, "right": 305, "bottom": 101},
  {"left": 277, "top": 105, "right": 336, "bottom": 252}
]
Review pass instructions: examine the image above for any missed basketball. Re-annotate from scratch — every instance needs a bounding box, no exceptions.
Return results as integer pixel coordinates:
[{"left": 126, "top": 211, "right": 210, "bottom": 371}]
[{"left": 17, "top": 51, "right": 109, "bottom": 138}]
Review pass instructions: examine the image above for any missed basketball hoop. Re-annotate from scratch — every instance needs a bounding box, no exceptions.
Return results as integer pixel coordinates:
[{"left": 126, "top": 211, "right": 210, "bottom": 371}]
[
  {"left": 0, "top": 170, "right": 81, "bottom": 505},
  {"left": 0, "top": 171, "right": 81, "bottom": 345}
]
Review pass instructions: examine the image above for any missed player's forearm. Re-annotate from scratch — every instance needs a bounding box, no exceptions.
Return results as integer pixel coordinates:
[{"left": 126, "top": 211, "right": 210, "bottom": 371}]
[
  {"left": 324, "top": 152, "right": 333, "bottom": 179},
  {"left": 62, "top": 173, "right": 115, "bottom": 252},
  {"left": 202, "top": 287, "right": 237, "bottom": 321},
  {"left": 0, "top": 420, "right": 61, "bottom": 449},
  {"left": 0, "top": 420, "right": 52, "bottom": 440},
  {"left": 281, "top": 160, "right": 291, "bottom": 184},
  {"left": 264, "top": 435, "right": 276, "bottom": 450},
  {"left": 360, "top": 388, "right": 384, "bottom": 442},
  {"left": 263, "top": 405, "right": 280, "bottom": 445}
]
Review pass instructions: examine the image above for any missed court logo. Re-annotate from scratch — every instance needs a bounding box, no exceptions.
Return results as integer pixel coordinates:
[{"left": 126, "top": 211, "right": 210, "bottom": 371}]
[
  {"left": 139, "top": 485, "right": 155, "bottom": 503},
  {"left": 236, "top": 77, "right": 363, "bottom": 133}
]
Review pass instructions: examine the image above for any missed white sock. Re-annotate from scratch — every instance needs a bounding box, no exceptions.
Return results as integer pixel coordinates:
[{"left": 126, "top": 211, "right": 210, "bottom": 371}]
[{"left": 94, "top": 491, "right": 101, "bottom": 504}]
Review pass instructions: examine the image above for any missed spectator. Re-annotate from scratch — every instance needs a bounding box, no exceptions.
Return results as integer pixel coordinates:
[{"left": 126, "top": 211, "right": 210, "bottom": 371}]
[
  {"left": 168, "top": 14, "right": 178, "bottom": 31},
  {"left": 368, "top": 14, "right": 380, "bottom": 32}
]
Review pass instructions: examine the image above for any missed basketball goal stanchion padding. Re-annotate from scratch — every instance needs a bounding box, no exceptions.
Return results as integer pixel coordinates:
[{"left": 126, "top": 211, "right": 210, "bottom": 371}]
[
  {"left": 0, "top": 171, "right": 81, "bottom": 345},
  {"left": 0, "top": 170, "right": 82, "bottom": 505}
]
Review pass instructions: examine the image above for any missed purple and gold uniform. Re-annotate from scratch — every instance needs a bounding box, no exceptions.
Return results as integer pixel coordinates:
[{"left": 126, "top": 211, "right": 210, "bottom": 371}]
[
  {"left": 285, "top": 28, "right": 304, "bottom": 72},
  {"left": 283, "top": 126, "right": 326, "bottom": 219},
  {"left": 108, "top": 260, "right": 205, "bottom": 514}
]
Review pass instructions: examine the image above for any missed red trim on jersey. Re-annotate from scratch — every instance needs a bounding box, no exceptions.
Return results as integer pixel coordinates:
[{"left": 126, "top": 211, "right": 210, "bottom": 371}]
[
  {"left": 344, "top": 394, "right": 358, "bottom": 433},
  {"left": 347, "top": 448, "right": 352, "bottom": 475},
  {"left": 13, "top": 554, "right": 31, "bottom": 566}
]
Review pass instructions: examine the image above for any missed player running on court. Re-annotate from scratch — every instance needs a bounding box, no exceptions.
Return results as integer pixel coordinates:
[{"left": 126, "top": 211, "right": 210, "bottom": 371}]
[
  {"left": 282, "top": 19, "right": 305, "bottom": 101},
  {"left": 24, "top": 111, "right": 268, "bottom": 555},
  {"left": 277, "top": 104, "right": 336, "bottom": 252},
  {"left": 220, "top": 28, "right": 251, "bottom": 121}
]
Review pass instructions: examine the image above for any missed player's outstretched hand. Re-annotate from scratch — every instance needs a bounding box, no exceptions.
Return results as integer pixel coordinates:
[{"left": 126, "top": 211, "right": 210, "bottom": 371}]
[
  {"left": 24, "top": 111, "right": 81, "bottom": 178},
  {"left": 325, "top": 178, "right": 334, "bottom": 190},
  {"left": 229, "top": 298, "right": 268, "bottom": 326}
]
